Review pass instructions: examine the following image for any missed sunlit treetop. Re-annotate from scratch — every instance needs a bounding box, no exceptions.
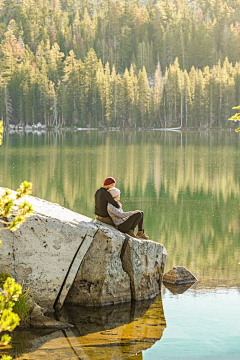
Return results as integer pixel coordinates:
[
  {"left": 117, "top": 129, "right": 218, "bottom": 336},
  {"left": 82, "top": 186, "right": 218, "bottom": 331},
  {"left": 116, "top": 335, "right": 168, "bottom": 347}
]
[{"left": 228, "top": 105, "right": 240, "bottom": 132}]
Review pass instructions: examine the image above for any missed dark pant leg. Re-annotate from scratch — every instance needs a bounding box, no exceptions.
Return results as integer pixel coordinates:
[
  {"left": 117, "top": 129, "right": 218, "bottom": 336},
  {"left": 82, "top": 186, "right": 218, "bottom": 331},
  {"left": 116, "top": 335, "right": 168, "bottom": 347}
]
[
  {"left": 137, "top": 211, "right": 144, "bottom": 231},
  {"left": 118, "top": 213, "right": 142, "bottom": 233},
  {"left": 130, "top": 211, "right": 144, "bottom": 230}
]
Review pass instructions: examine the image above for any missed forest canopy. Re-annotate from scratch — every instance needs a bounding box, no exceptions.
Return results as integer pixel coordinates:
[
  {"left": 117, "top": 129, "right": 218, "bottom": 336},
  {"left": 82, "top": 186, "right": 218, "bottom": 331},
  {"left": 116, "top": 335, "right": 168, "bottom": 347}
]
[{"left": 0, "top": 0, "right": 240, "bottom": 128}]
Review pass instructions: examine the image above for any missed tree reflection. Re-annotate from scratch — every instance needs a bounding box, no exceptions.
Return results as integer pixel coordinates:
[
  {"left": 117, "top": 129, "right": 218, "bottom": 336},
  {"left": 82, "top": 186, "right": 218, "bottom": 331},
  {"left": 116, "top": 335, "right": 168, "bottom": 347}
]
[{"left": 0, "top": 130, "right": 239, "bottom": 284}]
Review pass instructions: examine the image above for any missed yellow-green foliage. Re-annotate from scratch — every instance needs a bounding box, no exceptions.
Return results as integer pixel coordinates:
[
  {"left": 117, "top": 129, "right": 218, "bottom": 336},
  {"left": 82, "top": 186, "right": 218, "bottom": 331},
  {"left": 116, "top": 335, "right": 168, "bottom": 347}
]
[
  {"left": 0, "top": 277, "right": 21, "bottom": 346},
  {"left": 12, "top": 288, "right": 31, "bottom": 327},
  {"left": 0, "top": 272, "right": 31, "bottom": 327},
  {"left": 0, "top": 182, "right": 34, "bottom": 238},
  {"left": 0, "top": 122, "right": 34, "bottom": 358},
  {"left": 0, "top": 271, "right": 10, "bottom": 288},
  {"left": 228, "top": 105, "right": 240, "bottom": 132}
]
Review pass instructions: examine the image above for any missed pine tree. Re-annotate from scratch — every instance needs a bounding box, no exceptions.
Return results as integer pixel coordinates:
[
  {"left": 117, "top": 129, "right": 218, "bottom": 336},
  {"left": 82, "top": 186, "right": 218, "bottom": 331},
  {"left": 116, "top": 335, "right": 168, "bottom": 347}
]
[
  {"left": 96, "top": 58, "right": 105, "bottom": 124},
  {"left": 83, "top": 48, "right": 98, "bottom": 123},
  {"left": 153, "top": 61, "right": 163, "bottom": 127},
  {"left": 137, "top": 66, "right": 150, "bottom": 128},
  {"left": 110, "top": 64, "right": 117, "bottom": 125},
  {"left": 4, "top": 82, "right": 12, "bottom": 127},
  {"left": 48, "top": 42, "right": 64, "bottom": 84},
  {"left": 104, "top": 61, "right": 111, "bottom": 125},
  {"left": 183, "top": 69, "right": 191, "bottom": 127},
  {"left": 63, "top": 49, "right": 80, "bottom": 125}
]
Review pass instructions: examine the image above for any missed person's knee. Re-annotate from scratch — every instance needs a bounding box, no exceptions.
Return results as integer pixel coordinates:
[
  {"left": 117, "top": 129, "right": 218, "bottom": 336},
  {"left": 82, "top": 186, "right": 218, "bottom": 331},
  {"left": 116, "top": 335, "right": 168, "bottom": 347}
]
[{"left": 136, "top": 212, "right": 142, "bottom": 220}]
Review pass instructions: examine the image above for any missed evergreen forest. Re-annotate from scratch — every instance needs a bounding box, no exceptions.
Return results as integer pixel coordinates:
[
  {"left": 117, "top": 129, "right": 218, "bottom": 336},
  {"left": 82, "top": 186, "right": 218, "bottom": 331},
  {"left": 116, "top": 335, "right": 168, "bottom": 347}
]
[{"left": 0, "top": 0, "right": 240, "bottom": 128}]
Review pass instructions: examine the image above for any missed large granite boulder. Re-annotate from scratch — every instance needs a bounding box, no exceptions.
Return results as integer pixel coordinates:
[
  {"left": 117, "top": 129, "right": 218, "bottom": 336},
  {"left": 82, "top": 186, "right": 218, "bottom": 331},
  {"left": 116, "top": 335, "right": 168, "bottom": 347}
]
[
  {"left": 65, "top": 225, "right": 131, "bottom": 306},
  {"left": 0, "top": 188, "right": 167, "bottom": 309},
  {"left": 0, "top": 190, "right": 96, "bottom": 308},
  {"left": 121, "top": 235, "right": 167, "bottom": 301}
]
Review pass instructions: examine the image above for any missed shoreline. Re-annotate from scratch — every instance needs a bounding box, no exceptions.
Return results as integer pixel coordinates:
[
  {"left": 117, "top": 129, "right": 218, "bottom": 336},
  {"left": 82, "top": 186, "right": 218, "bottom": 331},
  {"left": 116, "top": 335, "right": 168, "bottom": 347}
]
[{"left": 1, "top": 126, "right": 237, "bottom": 132}]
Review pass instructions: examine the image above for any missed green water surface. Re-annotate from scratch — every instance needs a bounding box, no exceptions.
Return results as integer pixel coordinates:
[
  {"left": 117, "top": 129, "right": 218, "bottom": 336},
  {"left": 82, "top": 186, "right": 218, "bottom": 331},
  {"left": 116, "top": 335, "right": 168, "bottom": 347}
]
[{"left": 0, "top": 130, "right": 240, "bottom": 359}]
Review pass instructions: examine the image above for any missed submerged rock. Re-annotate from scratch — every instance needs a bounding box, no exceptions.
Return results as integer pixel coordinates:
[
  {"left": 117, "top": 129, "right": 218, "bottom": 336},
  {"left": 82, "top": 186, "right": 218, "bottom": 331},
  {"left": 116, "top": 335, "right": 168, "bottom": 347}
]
[
  {"left": 30, "top": 303, "right": 73, "bottom": 329},
  {"left": 0, "top": 188, "right": 167, "bottom": 309},
  {"left": 163, "top": 266, "right": 197, "bottom": 285}
]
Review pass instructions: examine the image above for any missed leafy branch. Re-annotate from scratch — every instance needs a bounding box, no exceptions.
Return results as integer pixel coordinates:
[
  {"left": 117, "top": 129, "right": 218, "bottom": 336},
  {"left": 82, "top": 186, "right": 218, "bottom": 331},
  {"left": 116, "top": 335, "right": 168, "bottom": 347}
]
[
  {"left": 0, "top": 278, "right": 22, "bottom": 346},
  {"left": 0, "top": 182, "right": 34, "bottom": 245},
  {"left": 228, "top": 105, "right": 240, "bottom": 132}
]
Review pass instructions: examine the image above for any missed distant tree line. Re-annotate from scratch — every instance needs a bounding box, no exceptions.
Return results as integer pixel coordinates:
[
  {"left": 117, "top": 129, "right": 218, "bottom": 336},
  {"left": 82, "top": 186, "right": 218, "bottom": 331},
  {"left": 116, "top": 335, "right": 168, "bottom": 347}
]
[{"left": 0, "top": 0, "right": 240, "bottom": 128}]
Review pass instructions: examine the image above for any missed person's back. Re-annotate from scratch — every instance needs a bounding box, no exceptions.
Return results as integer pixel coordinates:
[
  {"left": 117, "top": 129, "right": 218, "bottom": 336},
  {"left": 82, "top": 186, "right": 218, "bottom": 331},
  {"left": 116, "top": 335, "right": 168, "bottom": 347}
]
[
  {"left": 95, "top": 187, "right": 117, "bottom": 217},
  {"left": 94, "top": 177, "right": 120, "bottom": 225}
]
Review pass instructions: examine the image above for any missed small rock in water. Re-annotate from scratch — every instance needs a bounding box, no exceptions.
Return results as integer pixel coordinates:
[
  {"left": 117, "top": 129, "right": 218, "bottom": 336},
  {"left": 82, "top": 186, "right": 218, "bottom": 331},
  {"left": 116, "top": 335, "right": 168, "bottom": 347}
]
[{"left": 163, "top": 266, "right": 197, "bottom": 285}]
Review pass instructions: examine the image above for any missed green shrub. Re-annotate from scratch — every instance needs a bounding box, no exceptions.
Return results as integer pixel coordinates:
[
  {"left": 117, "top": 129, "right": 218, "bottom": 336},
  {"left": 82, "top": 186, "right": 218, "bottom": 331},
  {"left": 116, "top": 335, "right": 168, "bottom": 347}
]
[
  {"left": 12, "top": 288, "right": 31, "bottom": 327},
  {"left": 0, "top": 271, "right": 10, "bottom": 289},
  {"left": 0, "top": 272, "right": 31, "bottom": 327}
]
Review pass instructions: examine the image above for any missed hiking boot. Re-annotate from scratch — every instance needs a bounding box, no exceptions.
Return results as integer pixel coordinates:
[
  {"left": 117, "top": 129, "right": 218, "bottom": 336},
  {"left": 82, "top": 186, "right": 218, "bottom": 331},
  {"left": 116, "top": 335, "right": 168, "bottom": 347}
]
[
  {"left": 136, "top": 229, "right": 149, "bottom": 240},
  {"left": 126, "top": 229, "right": 138, "bottom": 238}
]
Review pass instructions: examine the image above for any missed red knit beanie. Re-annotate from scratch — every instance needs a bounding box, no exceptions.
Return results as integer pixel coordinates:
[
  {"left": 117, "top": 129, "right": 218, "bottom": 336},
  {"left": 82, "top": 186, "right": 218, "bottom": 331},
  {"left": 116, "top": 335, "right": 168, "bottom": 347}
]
[{"left": 103, "top": 177, "right": 116, "bottom": 186}]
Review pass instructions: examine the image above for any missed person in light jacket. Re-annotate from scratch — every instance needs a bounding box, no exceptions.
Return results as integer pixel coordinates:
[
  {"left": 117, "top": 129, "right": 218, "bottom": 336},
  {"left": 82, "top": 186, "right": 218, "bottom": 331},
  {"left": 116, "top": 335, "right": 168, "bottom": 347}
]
[{"left": 107, "top": 187, "right": 149, "bottom": 239}]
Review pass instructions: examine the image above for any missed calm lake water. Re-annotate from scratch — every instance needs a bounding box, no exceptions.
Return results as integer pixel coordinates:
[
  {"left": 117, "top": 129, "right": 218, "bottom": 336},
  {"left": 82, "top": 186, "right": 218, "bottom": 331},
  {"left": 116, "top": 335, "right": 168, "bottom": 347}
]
[{"left": 0, "top": 130, "right": 240, "bottom": 359}]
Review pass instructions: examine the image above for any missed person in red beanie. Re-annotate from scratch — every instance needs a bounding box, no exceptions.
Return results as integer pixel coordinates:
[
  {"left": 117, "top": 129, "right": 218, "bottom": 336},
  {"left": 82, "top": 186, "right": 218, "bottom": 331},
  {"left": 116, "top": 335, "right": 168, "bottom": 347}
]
[
  {"left": 95, "top": 177, "right": 121, "bottom": 225},
  {"left": 103, "top": 177, "right": 116, "bottom": 186}
]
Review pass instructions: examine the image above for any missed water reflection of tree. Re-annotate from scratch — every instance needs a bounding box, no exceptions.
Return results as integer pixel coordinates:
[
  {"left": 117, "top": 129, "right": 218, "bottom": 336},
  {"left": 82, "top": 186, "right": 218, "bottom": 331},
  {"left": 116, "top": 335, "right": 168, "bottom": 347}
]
[{"left": 0, "top": 131, "right": 240, "bottom": 283}]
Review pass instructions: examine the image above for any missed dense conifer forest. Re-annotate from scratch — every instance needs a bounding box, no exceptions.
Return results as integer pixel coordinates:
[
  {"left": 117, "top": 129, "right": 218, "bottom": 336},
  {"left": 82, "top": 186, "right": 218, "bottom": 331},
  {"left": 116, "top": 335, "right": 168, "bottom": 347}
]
[{"left": 0, "top": 0, "right": 240, "bottom": 128}]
